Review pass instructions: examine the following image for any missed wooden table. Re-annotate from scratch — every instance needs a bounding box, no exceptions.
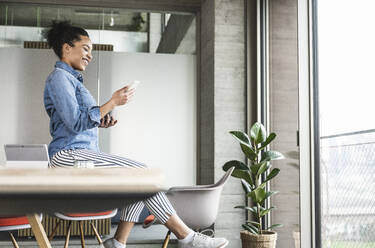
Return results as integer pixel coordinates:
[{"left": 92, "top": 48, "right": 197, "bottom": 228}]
[{"left": 0, "top": 168, "right": 165, "bottom": 248}]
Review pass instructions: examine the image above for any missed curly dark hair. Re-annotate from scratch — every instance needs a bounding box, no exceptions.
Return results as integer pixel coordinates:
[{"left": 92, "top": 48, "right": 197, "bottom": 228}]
[{"left": 45, "top": 20, "right": 89, "bottom": 59}]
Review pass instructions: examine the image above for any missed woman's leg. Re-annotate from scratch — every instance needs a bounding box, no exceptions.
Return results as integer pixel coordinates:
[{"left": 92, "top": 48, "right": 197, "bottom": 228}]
[
  {"left": 50, "top": 150, "right": 228, "bottom": 247},
  {"left": 113, "top": 221, "right": 134, "bottom": 244}
]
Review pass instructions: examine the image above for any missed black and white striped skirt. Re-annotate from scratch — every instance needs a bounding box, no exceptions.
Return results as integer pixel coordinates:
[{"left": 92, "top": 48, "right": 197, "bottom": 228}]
[{"left": 50, "top": 149, "right": 176, "bottom": 224}]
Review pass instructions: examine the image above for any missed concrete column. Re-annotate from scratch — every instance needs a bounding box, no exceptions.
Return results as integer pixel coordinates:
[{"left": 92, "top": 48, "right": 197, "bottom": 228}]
[{"left": 199, "top": 0, "right": 246, "bottom": 247}]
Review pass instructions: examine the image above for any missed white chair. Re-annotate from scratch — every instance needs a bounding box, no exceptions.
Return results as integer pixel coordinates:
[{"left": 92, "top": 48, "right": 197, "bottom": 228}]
[
  {"left": 144, "top": 167, "right": 235, "bottom": 248},
  {"left": 50, "top": 210, "right": 117, "bottom": 248}
]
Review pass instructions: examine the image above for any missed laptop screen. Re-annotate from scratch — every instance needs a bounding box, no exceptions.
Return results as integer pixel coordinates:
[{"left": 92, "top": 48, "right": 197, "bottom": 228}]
[{"left": 4, "top": 144, "right": 49, "bottom": 166}]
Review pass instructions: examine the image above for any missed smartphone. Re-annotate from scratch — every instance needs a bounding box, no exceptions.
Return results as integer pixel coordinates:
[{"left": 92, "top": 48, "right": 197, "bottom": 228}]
[{"left": 127, "top": 80, "right": 140, "bottom": 90}]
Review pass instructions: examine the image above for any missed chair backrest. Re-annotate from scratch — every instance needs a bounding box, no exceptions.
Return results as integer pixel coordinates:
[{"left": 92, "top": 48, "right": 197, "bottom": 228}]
[
  {"left": 214, "top": 166, "right": 235, "bottom": 188},
  {"left": 166, "top": 166, "right": 235, "bottom": 230}
]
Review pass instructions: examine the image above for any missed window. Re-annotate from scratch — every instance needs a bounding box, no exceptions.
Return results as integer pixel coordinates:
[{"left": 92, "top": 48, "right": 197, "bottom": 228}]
[{"left": 314, "top": 0, "right": 375, "bottom": 247}]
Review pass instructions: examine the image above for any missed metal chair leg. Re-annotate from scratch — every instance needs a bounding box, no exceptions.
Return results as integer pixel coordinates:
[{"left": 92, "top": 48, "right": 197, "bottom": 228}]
[
  {"left": 49, "top": 219, "right": 62, "bottom": 241},
  {"left": 79, "top": 221, "right": 85, "bottom": 248},
  {"left": 8, "top": 232, "right": 19, "bottom": 248},
  {"left": 162, "top": 230, "right": 171, "bottom": 248},
  {"left": 64, "top": 221, "right": 72, "bottom": 248},
  {"left": 90, "top": 220, "right": 103, "bottom": 245}
]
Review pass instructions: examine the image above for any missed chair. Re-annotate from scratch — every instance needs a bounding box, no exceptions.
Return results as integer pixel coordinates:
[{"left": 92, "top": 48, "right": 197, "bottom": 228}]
[
  {"left": 144, "top": 167, "right": 235, "bottom": 248},
  {"left": 0, "top": 215, "right": 43, "bottom": 248},
  {"left": 50, "top": 209, "right": 117, "bottom": 248}
]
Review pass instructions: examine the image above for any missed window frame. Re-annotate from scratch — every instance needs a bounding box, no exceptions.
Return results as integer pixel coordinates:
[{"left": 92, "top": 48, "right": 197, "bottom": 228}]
[{"left": 298, "top": 0, "right": 317, "bottom": 247}]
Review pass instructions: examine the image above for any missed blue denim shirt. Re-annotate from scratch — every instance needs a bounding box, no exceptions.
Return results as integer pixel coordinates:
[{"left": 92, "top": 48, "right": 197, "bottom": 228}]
[{"left": 44, "top": 61, "right": 100, "bottom": 158}]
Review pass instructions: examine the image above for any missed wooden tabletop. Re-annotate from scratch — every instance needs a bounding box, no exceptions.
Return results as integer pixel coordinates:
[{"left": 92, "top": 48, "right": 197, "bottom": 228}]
[{"left": 0, "top": 168, "right": 165, "bottom": 215}]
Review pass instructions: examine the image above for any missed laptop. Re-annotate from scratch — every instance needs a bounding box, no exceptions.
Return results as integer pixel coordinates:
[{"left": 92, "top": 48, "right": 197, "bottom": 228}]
[{"left": 4, "top": 144, "right": 49, "bottom": 168}]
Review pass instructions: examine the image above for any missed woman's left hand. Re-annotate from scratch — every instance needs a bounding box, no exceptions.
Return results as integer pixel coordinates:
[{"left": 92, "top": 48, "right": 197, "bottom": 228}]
[{"left": 99, "top": 114, "right": 118, "bottom": 128}]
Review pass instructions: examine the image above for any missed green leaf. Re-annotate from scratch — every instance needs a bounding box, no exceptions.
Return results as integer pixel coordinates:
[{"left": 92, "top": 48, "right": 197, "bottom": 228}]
[
  {"left": 250, "top": 162, "right": 266, "bottom": 176},
  {"left": 249, "top": 187, "right": 267, "bottom": 204},
  {"left": 259, "top": 133, "right": 276, "bottom": 150},
  {"left": 242, "top": 224, "right": 258, "bottom": 234},
  {"left": 259, "top": 168, "right": 280, "bottom": 188},
  {"left": 250, "top": 122, "right": 267, "bottom": 144},
  {"left": 231, "top": 170, "right": 254, "bottom": 186},
  {"left": 265, "top": 168, "right": 280, "bottom": 182},
  {"left": 265, "top": 191, "right": 278, "bottom": 200},
  {"left": 250, "top": 163, "right": 260, "bottom": 175},
  {"left": 222, "top": 160, "right": 248, "bottom": 172},
  {"left": 229, "top": 131, "right": 250, "bottom": 145},
  {"left": 267, "top": 224, "right": 283, "bottom": 230},
  {"left": 256, "top": 161, "right": 270, "bottom": 178},
  {"left": 246, "top": 220, "right": 260, "bottom": 227},
  {"left": 260, "top": 207, "right": 275, "bottom": 217},
  {"left": 250, "top": 161, "right": 267, "bottom": 176},
  {"left": 240, "top": 143, "right": 257, "bottom": 161},
  {"left": 241, "top": 179, "right": 252, "bottom": 193},
  {"left": 234, "top": 205, "right": 247, "bottom": 209},
  {"left": 261, "top": 151, "right": 284, "bottom": 162},
  {"left": 234, "top": 205, "right": 258, "bottom": 214}
]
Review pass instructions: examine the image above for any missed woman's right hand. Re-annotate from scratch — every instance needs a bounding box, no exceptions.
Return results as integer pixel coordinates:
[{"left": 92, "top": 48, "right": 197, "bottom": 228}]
[{"left": 111, "top": 86, "right": 136, "bottom": 106}]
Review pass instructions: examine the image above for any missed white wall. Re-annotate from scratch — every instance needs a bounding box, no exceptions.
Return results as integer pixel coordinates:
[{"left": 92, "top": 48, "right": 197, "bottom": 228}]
[
  {"left": 0, "top": 48, "right": 99, "bottom": 164},
  {"left": 98, "top": 52, "right": 196, "bottom": 187},
  {"left": 0, "top": 49, "right": 52, "bottom": 160},
  {"left": 0, "top": 48, "right": 196, "bottom": 187}
]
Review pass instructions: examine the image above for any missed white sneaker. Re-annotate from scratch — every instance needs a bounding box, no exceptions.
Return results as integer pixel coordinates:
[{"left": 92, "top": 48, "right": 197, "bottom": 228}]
[
  {"left": 178, "top": 232, "right": 229, "bottom": 248},
  {"left": 102, "top": 238, "right": 125, "bottom": 248}
]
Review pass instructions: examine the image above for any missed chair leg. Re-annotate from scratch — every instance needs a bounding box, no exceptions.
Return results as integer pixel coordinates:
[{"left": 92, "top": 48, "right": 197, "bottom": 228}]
[
  {"left": 162, "top": 230, "right": 171, "bottom": 248},
  {"left": 8, "top": 232, "right": 19, "bottom": 248},
  {"left": 64, "top": 221, "right": 72, "bottom": 248},
  {"left": 79, "top": 221, "right": 85, "bottom": 248},
  {"left": 90, "top": 220, "right": 103, "bottom": 245},
  {"left": 49, "top": 219, "right": 62, "bottom": 241}
]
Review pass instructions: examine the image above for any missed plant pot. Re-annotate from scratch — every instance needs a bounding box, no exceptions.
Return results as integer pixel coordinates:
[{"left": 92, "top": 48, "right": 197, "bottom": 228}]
[{"left": 240, "top": 230, "right": 277, "bottom": 248}]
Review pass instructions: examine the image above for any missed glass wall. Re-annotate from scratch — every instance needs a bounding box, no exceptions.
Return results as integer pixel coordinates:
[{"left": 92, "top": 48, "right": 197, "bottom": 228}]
[
  {"left": 316, "top": 0, "right": 375, "bottom": 247},
  {"left": 0, "top": 2, "right": 197, "bottom": 242},
  {"left": 0, "top": 4, "right": 149, "bottom": 51},
  {"left": 0, "top": 3, "right": 196, "bottom": 54}
]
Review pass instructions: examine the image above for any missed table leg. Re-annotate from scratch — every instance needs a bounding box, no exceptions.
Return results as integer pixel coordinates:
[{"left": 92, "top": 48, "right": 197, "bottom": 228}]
[{"left": 26, "top": 214, "right": 52, "bottom": 248}]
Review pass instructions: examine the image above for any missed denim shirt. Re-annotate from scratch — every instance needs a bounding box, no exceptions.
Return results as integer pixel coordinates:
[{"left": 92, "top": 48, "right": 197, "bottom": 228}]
[{"left": 44, "top": 61, "right": 100, "bottom": 159}]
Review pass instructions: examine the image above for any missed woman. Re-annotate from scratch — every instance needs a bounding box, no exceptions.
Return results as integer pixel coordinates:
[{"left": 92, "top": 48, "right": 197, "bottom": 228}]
[{"left": 43, "top": 21, "right": 228, "bottom": 248}]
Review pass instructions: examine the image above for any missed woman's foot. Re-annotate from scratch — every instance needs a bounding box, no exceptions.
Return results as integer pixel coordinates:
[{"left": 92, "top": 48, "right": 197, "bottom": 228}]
[
  {"left": 178, "top": 232, "right": 229, "bottom": 248},
  {"left": 102, "top": 238, "right": 126, "bottom": 248}
]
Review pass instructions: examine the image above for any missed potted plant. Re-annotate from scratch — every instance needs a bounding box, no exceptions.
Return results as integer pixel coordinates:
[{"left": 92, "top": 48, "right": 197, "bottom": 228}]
[{"left": 222, "top": 122, "right": 284, "bottom": 248}]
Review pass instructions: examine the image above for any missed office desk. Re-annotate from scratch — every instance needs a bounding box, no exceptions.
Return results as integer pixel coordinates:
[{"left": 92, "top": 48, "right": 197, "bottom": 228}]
[{"left": 0, "top": 168, "right": 165, "bottom": 248}]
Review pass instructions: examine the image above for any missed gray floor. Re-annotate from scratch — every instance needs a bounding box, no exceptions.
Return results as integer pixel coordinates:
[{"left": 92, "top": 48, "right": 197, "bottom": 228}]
[{"left": 0, "top": 224, "right": 178, "bottom": 248}]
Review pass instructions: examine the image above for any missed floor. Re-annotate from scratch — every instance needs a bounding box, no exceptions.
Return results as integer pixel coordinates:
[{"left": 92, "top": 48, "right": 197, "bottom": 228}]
[{"left": 0, "top": 224, "right": 178, "bottom": 248}]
